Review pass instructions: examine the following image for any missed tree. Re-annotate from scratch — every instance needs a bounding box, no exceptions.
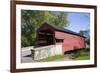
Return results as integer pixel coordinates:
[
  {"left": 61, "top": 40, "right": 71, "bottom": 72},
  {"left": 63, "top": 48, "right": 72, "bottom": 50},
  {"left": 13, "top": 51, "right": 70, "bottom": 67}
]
[
  {"left": 79, "top": 30, "right": 90, "bottom": 45},
  {"left": 21, "top": 10, "right": 69, "bottom": 47}
]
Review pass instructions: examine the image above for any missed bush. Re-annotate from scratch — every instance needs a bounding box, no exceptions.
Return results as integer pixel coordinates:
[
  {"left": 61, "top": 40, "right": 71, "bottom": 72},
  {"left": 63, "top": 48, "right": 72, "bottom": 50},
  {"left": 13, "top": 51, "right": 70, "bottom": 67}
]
[
  {"left": 21, "top": 36, "right": 30, "bottom": 47},
  {"left": 72, "top": 48, "right": 90, "bottom": 60}
]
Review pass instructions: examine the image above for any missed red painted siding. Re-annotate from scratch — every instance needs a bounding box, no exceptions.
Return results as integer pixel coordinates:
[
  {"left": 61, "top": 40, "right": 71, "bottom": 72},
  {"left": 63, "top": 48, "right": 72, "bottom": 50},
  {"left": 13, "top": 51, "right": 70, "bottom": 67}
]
[{"left": 55, "top": 31, "right": 86, "bottom": 52}]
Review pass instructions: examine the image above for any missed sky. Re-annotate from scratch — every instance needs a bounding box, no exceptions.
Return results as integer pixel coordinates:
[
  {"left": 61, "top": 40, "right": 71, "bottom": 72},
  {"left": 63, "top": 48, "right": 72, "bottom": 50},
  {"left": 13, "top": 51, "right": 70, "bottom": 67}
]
[{"left": 65, "top": 12, "right": 90, "bottom": 33}]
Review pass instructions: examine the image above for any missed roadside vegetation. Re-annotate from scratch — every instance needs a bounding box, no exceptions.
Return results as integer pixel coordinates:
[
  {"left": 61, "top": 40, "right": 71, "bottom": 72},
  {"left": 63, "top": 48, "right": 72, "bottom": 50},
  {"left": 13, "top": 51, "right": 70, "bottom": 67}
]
[{"left": 71, "top": 48, "right": 90, "bottom": 60}]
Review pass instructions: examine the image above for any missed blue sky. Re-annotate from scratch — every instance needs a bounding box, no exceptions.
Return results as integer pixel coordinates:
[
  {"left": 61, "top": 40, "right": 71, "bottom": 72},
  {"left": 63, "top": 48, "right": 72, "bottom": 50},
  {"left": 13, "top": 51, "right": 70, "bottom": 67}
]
[{"left": 64, "top": 12, "right": 90, "bottom": 33}]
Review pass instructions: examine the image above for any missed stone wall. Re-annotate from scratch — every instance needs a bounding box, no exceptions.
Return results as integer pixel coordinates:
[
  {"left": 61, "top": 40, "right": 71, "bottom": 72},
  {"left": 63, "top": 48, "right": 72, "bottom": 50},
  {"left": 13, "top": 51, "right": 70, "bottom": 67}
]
[{"left": 31, "top": 45, "right": 63, "bottom": 60}]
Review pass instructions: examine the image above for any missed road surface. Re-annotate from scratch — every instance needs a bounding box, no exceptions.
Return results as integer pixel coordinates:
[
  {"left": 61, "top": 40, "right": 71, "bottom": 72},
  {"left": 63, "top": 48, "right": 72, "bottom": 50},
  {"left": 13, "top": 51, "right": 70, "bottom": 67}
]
[{"left": 21, "top": 47, "right": 33, "bottom": 63}]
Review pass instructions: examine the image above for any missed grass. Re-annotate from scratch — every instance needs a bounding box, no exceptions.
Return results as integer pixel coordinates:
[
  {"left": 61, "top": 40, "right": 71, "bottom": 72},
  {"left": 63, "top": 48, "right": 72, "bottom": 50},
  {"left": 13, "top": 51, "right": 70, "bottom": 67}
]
[
  {"left": 72, "top": 48, "right": 90, "bottom": 60},
  {"left": 34, "top": 55, "right": 64, "bottom": 62},
  {"left": 74, "top": 55, "right": 90, "bottom": 60}
]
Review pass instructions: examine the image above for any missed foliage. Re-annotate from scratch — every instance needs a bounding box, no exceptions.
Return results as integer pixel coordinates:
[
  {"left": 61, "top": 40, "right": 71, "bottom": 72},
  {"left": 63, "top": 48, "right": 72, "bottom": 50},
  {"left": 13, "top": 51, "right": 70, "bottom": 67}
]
[
  {"left": 79, "top": 30, "right": 90, "bottom": 38},
  {"left": 79, "top": 30, "right": 90, "bottom": 45},
  {"left": 21, "top": 36, "right": 30, "bottom": 47},
  {"left": 72, "top": 48, "right": 90, "bottom": 60},
  {"left": 21, "top": 10, "right": 68, "bottom": 47}
]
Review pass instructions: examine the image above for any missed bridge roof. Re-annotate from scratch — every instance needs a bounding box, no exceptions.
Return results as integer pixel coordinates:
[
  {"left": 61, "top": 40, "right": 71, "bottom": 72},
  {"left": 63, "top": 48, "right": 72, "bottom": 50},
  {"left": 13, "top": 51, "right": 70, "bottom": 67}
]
[{"left": 37, "top": 22, "right": 86, "bottom": 38}]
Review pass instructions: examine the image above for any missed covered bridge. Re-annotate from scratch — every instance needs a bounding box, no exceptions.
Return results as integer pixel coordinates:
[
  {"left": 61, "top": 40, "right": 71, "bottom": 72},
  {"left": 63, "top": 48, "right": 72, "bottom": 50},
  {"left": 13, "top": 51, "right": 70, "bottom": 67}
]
[{"left": 35, "top": 22, "right": 86, "bottom": 53}]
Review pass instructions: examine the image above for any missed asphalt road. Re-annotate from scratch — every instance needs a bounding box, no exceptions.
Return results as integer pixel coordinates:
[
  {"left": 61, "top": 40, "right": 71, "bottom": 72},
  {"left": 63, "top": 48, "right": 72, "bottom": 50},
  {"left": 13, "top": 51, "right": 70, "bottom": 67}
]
[{"left": 21, "top": 48, "right": 33, "bottom": 63}]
